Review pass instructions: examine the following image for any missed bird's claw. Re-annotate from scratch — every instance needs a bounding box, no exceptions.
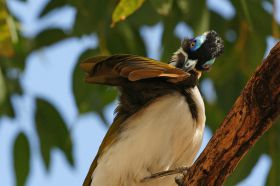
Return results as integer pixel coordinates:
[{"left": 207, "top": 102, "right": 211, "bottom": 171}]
[
  {"left": 141, "top": 166, "right": 189, "bottom": 185},
  {"left": 175, "top": 174, "right": 184, "bottom": 186},
  {"left": 175, "top": 167, "right": 189, "bottom": 186}
]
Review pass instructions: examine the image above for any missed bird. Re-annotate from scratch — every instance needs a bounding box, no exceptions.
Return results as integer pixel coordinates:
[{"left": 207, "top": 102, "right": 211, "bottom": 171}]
[{"left": 80, "top": 30, "right": 224, "bottom": 186}]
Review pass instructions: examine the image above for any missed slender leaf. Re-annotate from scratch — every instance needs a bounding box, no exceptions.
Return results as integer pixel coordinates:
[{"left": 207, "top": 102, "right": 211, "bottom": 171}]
[
  {"left": 35, "top": 98, "right": 74, "bottom": 170},
  {"left": 177, "top": 0, "right": 209, "bottom": 35},
  {"left": 13, "top": 132, "right": 30, "bottom": 186},
  {"left": 0, "top": 65, "right": 6, "bottom": 105},
  {"left": 33, "top": 29, "right": 69, "bottom": 49},
  {"left": 106, "top": 23, "right": 147, "bottom": 55},
  {"left": 127, "top": 1, "right": 161, "bottom": 27},
  {"left": 240, "top": 0, "right": 253, "bottom": 30},
  {"left": 0, "top": 2, "right": 16, "bottom": 57},
  {"left": 161, "top": 13, "right": 180, "bottom": 62},
  {"left": 73, "top": 0, "right": 115, "bottom": 35},
  {"left": 39, "top": 0, "right": 69, "bottom": 18},
  {"left": 112, "top": 0, "right": 146, "bottom": 26},
  {"left": 0, "top": 63, "right": 17, "bottom": 117},
  {"left": 149, "top": 0, "right": 173, "bottom": 16}
]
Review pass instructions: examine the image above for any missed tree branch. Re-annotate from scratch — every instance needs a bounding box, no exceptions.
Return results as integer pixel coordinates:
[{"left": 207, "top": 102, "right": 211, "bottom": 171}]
[{"left": 181, "top": 42, "right": 280, "bottom": 185}]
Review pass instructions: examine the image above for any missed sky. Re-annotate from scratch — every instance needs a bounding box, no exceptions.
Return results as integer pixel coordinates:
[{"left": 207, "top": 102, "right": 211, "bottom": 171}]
[{"left": 0, "top": 0, "right": 277, "bottom": 185}]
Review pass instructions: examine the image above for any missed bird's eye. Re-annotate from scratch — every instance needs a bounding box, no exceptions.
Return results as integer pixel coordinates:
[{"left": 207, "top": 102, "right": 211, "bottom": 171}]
[
  {"left": 190, "top": 40, "right": 196, "bottom": 48},
  {"left": 190, "top": 39, "right": 200, "bottom": 52},
  {"left": 190, "top": 34, "right": 206, "bottom": 52}
]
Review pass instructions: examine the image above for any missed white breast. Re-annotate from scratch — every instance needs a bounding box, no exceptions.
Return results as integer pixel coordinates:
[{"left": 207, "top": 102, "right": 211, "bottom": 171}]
[{"left": 91, "top": 87, "right": 205, "bottom": 186}]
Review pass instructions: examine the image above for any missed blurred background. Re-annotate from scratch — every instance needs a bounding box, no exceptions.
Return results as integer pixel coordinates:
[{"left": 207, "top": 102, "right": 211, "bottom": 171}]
[{"left": 0, "top": 0, "right": 280, "bottom": 185}]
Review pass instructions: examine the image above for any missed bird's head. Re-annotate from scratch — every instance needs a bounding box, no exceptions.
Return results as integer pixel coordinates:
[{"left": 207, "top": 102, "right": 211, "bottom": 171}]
[{"left": 170, "top": 30, "right": 224, "bottom": 72}]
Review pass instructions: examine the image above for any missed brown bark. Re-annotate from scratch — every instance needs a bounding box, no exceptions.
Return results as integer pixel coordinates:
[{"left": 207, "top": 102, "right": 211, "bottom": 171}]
[{"left": 182, "top": 42, "right": 280, "bottom": 185}]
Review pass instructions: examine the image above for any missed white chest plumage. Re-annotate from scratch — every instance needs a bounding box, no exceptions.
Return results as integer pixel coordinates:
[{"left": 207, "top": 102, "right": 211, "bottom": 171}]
[{"left": 91, "top": 86, "right": 206, "bottom": 186}]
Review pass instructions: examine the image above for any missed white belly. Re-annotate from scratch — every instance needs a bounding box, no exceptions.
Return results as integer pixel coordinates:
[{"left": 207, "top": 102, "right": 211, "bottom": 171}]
[{"left": 91, "top": 87, "right": 205, "bottom": 186}]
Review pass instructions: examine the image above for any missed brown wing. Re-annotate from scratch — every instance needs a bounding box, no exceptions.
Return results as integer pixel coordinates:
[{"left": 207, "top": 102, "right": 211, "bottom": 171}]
[{"left": 80, "top": 54, "right": 189, "bottom": 85}]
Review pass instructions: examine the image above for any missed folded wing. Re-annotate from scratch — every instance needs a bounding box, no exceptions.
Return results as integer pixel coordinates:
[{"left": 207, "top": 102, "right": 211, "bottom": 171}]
[{"left": 80, "top": 54, "right": 189, "bottom": 85}]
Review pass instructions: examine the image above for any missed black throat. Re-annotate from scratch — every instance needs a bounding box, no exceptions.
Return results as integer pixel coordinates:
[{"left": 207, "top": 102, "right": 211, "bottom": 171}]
[{"left": 114, "top": 70, "right": 200, "bottom": 125}]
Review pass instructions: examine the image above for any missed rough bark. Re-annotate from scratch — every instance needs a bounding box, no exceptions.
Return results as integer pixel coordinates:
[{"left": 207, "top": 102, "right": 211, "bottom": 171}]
[{"left": 182, "top": 42, "right": 280, "bottom": 185}]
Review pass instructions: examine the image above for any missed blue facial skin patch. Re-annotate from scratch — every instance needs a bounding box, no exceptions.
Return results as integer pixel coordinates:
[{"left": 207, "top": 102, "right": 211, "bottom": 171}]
[
  {"left": 203, "top": 58, "right": 215, "bottom": 68},
  {"left": 190, "top": 34, "right": 207, "bottom": 52}
]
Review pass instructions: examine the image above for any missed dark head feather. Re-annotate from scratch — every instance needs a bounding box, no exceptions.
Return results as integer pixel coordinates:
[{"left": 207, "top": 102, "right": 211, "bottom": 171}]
[{"left": 181, "top": 30, "right": 224, "bottom": 71}]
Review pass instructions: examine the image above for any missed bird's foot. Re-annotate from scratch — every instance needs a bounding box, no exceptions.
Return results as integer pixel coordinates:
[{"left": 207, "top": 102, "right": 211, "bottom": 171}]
[
  {"left": 175, "top": 173, "right": 186, "bottom": 186},
  {"left": 141, "top": 166, "right": 189, "bottom": 185}
]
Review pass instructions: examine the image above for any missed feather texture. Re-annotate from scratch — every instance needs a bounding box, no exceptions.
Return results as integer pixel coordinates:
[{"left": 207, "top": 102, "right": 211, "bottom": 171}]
[{"left": 80, "top": 54, "right": 190, "bottom": 85}]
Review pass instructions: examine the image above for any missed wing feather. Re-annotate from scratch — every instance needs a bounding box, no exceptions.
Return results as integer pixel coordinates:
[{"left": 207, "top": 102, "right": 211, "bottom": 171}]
[{"left": 80, "top": 54, "right": 189, "bottom": 85}]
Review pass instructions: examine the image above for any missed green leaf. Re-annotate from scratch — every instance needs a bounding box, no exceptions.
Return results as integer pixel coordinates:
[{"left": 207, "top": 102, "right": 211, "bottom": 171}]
[
  {"left": 176, "top": 0, "right": 209, "bottom": 35},
  {"left": 35, "top": 98, "right": 74, "bottom": 170},
  {"left": 4, "top": 97, "right": 15, "bottom": 117},
  {"left": 231, "top": 0, "right": 273, "bottom": 35},
  {"left": 0, "top": 94, "right": 15, "bottom": 117},
  {"left": 0, "top": 63, "right": 17, "bottom": 117},
  {"left": 149, "top": 0, "right": 173, "bottom": 16},
  {"left": 13, "top": 132, "right": 30, "bottom": 186},
  {"left": 112, "top": 0, "right": 146, "bottom": 26},
  {"left": 210, "top": 11, "right": 230, "bottom": 33},
  {"left": 73, "top": 0, "right": 116, "bottom": 35},
  {"left": 161, "top": 13, "right": 180, "bottom": 62},
  {"left": 240, "top": 0, "right": 253, "bottom": 30},
  {"left": 195, "top": 6, "right": 209, "bottom": 35},
  {"left": 73, "top": 49, "right": 117, "bottom": 125},
  {"left": 126, "top": 1, "right": 161, "bottom": 27},
  {"left": 32, "top": 29, "right": 69, "bottom": 49},
  {"left": 0, "top": 1, "right": 17, "bottom": 57},
  {"left": 0, "top": 65, "right": 6, "bottom": 105},
  {"left": 106, "top": 23, "right": 147, "bottom": 55},
  {"left": 204, "top": 102, "right": 225, "bottom": 130},
  {"left": 39, "top": 0, "right": 69, "bottom": 18}
]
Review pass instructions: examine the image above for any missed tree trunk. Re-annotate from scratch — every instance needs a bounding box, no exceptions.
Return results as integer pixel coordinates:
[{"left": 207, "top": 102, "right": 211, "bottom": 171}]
[{"left": 181, "top": 42, "right": 280, "bottom": 185}]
